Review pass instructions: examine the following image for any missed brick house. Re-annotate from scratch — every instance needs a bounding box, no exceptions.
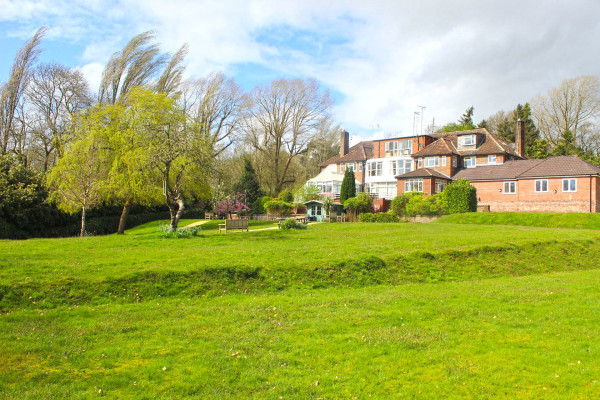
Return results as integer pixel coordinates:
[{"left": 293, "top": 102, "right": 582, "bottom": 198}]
[
  {"left": 454, "top": 156, "right": 600, "bottom": 212},
  {"left": 395, "top": 121, "right": 600, "bottom": 213},
  {"left": 309, "top": 122, "right": 600, "bottom": 213},
  {"left": 318, "top": 131, "right": 432, "bottom": 200}
]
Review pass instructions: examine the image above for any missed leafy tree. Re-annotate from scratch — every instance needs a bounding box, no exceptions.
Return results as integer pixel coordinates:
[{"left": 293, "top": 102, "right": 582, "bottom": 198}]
[
  {"left": 439, "top": 106, "right": 476, "bottom": 132},
  {"left": 294, "top": 182, "right": 321, "bottom": 203},
  {"left": 232, "top": 158, "right": 264, "bottom": 214},
  {"left": 47, "top": 107, "right": 111, "bottom": 236},
  {"left": 339, "top": 167, "right": 356, "bottom": 203},
  {"left": 443, "top": 179, "right": 477, "bottom": 214},
  {"left": 278, "top": 190, "right": 294, "bottom": 203},
  {"left": 0, "top": 154, "right": 49, "bottom": 237},
  {"left": 343, "top": 192, "right": 371, "bottom": 221},
  {"left": 102, "top": 90, "right": 165, "bottom": 234}
]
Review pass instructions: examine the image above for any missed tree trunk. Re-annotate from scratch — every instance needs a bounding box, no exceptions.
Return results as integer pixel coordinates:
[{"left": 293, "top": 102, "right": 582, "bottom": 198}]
[
  {"left": 80, "top": 206, "right": 86, "bottom": 237},
  {"left": 169, "top": 199, "right": 185, "bottom": 231},
  {"left": 117, "top": 202, "right": 132, "bottom": 234}
]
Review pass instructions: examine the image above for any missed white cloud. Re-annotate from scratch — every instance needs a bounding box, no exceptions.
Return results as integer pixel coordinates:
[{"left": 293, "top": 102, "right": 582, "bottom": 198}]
[{"left": 2, "top": 0, "right": 600, "bottom": 139}]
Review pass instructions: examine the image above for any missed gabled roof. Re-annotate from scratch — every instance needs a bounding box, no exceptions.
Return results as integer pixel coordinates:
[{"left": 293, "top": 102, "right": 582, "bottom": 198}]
[
  {"left": 319, "top": 141, "right": 374, "bottom": 167},
  {"left": 453, "top": 155, "right": 600, "bottom": 181},
  {"left": 412, "top": 138, "right": 458, "bottom": 157},
  {"left": 396, "top": 168, "right": 451, "bottom": 180},
  {"left": 421, "top": 128, "right": 523, "bottom": 158}
]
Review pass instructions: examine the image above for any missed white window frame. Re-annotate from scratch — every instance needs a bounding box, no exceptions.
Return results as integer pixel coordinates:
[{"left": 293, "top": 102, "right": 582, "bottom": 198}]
[
  {"left": 435, "top": 180, "right": 446, "bottom": 193},
  {"left": 405, "top": 178, "right": 423, "bottom": 192},
  {"left": 390, "top": 160, "right": 398, "bottom": 176},
  {"left": 562, "top": 178, "right": 577, "bottom": 192},
  {"left": 367, "top": 161, "right": 382, "bottom": 177},
  {"left": 452, "top": 156, "right": 457, "bottom": 167},
  {"left": 442, "top": 156, "right": 446, "bottom": 167},
  {"left": 535, "top": 179, "right": 548, "bottom": 193},
  {"left": 463, "top": 156, "right": 476, "bottom": 168},
  {"left": 504, "top": 181, "right": 516, "bottom": 194},
  {"left": 418, "top": 158, "right": 423, "bottom": 168},
  {"left": 488, "top": 155, "right": 497, "bottom": 164},
  {"left": 424, "top": 156, "right": 439, "bottom": 168},
  {"left": 461, "top": 135, "right": 476, "bottom": 146}
]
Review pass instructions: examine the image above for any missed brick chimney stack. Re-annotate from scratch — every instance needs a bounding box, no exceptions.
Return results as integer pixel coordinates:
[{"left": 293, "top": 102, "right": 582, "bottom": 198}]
[
  {"left": 515, "top": 119, "right": 525, "bottom": 158},
  {"left": 340, "top": 130, "right": 349, "bottom": 157}
]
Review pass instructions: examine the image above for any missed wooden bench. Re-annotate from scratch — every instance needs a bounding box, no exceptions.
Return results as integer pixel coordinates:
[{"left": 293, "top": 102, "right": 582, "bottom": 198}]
[
  {"left": 219, "top": 219, "right": 249, "bottom": 233},
  {"left": 205, "top": 212, "right": 215, "bottom": 220}
]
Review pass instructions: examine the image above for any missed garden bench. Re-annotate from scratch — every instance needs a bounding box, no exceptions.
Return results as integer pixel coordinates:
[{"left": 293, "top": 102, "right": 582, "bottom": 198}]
[
  {"left": 219, "top": 219, "right": 249, "bottom": 233},
  {"left": 205, "top": 212, "right": 215, "bottom": 220}
]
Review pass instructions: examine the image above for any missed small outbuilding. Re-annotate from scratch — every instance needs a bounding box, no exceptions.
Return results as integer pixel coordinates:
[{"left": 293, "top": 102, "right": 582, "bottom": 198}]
[{"left": 304, "top": 200, "right": 344, "bottom": 222}]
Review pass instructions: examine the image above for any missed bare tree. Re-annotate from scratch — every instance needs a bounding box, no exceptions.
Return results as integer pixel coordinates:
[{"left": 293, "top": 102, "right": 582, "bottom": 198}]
[
  {"left": 242, "top": 78, "right": 333, "bottom": 194},
  {"left": 181, "top": 72, "right": 244, "bottom": 157},
  {"left": 532, "top": 75, "right": 600, "bottom": 146},
  {"left": 26, "top": 63, "right": 92, "bottom": 170},
  {"left": 0, "top": 27, "right": 47, "bottom": 157}
]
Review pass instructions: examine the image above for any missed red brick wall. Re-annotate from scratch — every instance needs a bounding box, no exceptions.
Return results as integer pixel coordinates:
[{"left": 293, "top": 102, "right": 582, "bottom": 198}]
[{"left": 471, "top": 177, "right": 596, "bottom": 213}]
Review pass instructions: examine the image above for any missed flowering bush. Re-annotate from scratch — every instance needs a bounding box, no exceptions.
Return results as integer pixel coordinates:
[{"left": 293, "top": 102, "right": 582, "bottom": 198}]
[{"left": 214, "top": 193, "right": 251, "bottom": 218}]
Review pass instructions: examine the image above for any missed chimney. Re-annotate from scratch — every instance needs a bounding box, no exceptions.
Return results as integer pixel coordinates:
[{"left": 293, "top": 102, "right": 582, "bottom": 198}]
[
  {"left": 340, "top": 130, "right": 349, "bottom": 157},
  {"left": 515, "top": 119, "right": 525, "bottom": 158}
]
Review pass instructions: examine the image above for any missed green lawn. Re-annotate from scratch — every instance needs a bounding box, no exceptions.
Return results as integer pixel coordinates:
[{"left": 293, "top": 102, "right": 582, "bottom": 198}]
[
  {"left": 437, "top": 211, "right": 600, "bottom": 229},
  {"left": 1, "top": 216, "right": 600, "bottom": 398},
  {"left": 1, "top": 270, "right": 599, "bottom": 399}
]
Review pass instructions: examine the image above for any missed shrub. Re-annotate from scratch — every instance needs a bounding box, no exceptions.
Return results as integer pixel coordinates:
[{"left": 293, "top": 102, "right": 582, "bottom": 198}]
[
  {"left": 158, "top": 223, "right": 203, "bottom": 238},
  {"left": 279, "top": 218, "right": 307, "bottom": 230},
  {"left": 264, "top": 200, "right": 293, "bottom": 215},
  {"left": 358, "top": 212, "right": 375, "bottom": 222},
  {"left": 278, "top": 190, "right": 294, "bottom": 203},
  {"left": 344, "top": 192, "right": 372, "bottom": 217},
  {"left": 444, "top": 178, "right": 477, "bottom": 213},
  {"left": 391, "top": 192, "right": 423, "bottom": 217},
  {"left": 405, "top": 193, "right": 447, "bottom": 217},
  {"left": 359, "top": 212, "right": 400, "bottom": 223}
]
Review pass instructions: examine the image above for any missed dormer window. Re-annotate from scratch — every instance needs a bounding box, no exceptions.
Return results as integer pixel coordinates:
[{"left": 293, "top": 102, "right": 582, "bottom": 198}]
[{"left": 460, "top": 135, "right": 476, "bottom": 146}]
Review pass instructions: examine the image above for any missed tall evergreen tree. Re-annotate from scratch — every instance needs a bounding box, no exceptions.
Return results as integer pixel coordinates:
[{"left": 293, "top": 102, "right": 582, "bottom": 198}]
[
  {"left": 232, "top": 158, "right": 264, "bottom": 211},
  {"left": 495, "top": 103, "right": 540, "bottom": 156},
  {"left": 340, "top": 168, "right": 356, "bottom": 203}
]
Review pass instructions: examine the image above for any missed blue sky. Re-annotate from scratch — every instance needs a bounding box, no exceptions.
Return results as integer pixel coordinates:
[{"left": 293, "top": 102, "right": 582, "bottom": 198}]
[{"left": 2, "top": 0, "right": 600, "bottom": 139}]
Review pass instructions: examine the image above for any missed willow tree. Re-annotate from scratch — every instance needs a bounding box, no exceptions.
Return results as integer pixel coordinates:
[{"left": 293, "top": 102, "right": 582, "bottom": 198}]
[
  {"left": 47, "top": 106, "right": 114, "bottom": 236},
  {"left": 1, "top": 27, "right": 47, "bottom": 158},
  {"left": 98, "top": 31, "right": 188, "bottom": 232},
  {"left": 130, "top": 89, "right": 211, "bottom": 231}
]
